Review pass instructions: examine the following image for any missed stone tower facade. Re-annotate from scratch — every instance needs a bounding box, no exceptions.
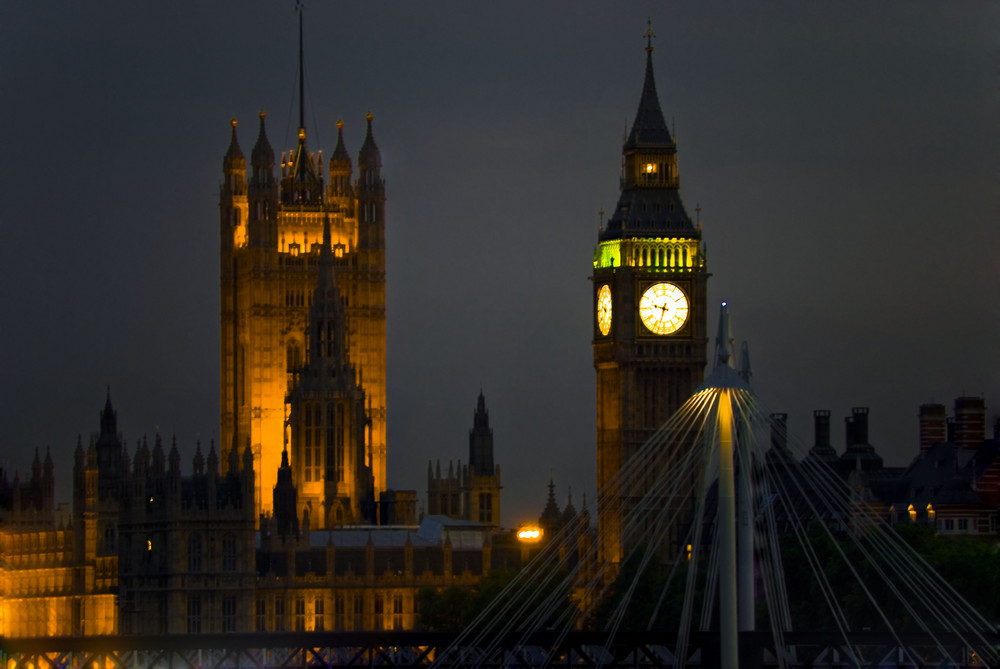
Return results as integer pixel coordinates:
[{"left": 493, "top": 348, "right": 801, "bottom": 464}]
[
  {"left": 466, "top": 392, "right": 501, "bottom": 526},
  {"left": 286, "top": 217, "right": 375, "bottom": 527},
  {"left": 427, "top": 392, "right": 502, "bottom": 527},
  {"left": 591, "top": 34, "right": 708, "bottom": 567},
  {"left": 220, "top": 106, "right": 386, "bottom": 517}
]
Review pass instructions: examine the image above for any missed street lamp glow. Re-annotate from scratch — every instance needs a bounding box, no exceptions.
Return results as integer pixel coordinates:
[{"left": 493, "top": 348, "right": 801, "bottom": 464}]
[{"left": 517, "top": 526, "right": 543, "bottom": 542}]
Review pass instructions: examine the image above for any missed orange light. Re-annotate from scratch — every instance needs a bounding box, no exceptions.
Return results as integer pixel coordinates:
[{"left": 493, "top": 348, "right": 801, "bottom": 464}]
[
  {"left": 645, "top": 163, "right": 656, "bottom": 173},
  {"left": 517, "top": 526, "right": 542, "bottom": 543}
]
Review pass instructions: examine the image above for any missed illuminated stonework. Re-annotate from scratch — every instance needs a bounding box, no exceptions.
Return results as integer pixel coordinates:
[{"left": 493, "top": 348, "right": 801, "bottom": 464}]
[
  {"left": 0, "top": 395, "right": 514, "bottom": 638},
  {"left": 592, "top": 37, "right": 709, "bottom": 569},
  {"left": 593, "top": 237, "right": 701, "bottom": 271},
  {"left": 220, "top": 112, "right": 387, "bottom": 518}
]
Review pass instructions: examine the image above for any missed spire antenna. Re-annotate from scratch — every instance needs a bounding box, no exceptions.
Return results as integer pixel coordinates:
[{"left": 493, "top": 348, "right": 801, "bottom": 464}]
[
  {"left": 644, "top": 17, "right": 656, "bottom": 53},
  {"left": 297, "top": 2, "right": 305, "bottom": 135}
]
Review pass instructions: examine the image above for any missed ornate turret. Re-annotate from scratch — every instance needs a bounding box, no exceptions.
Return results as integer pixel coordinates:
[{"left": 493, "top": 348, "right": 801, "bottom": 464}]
[
  {"left": 192, "top": 441, "right": 204, "bottom": 475},
  {"left": 250, "top": 111, "right": 275, "bottom": 177},
  {"left": 356, "top": 112, "right": 385, "bottom": 252},
  {"left": 469, "top": 391, "right": 494, "bottom": 475},
  {"left": 327, "top": 119, "right": 354, "bottom": 200},
  {"left": 286, "top": 216, "right": 374, "bottom": 527},
  {"left": 359, "top": 112, "right": 381, "bottom": 169},
  {"left": 273, "top": 449, "right": 299, "bottom": 538},
  {"left": 280, "top": 11, "right": 323, "bottom": 207},
  {"left": 600, "top": 22, "right": 695, "bottom": 241},
  {"left": 591, "top": 22, "right": 711, "bottom": 568},
  {"left": 223, "top": 119, "right": 246, "bottom": 176},
  {"left": 539, "top": 478, "right": 563, "bottom": 536},
  {"left": 248, "top": 111, "right": 278, "bottom": 248},
  {"left": 96, "top": 389, "right": 123, "bottom": 501}
]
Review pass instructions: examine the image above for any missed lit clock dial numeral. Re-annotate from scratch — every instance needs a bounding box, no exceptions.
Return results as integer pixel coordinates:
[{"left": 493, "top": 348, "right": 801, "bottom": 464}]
[
  {"left": 639, "top": 282, "right": 688, "bottom": 335},
  {"left": 596, "top": 284, "right": 612, "bottom": 336}
]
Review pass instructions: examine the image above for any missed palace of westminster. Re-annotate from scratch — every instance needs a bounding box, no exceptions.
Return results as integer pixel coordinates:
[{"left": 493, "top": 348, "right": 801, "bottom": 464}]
[{"left": 2, "top": 25, "right": 999, "bottom": 639}]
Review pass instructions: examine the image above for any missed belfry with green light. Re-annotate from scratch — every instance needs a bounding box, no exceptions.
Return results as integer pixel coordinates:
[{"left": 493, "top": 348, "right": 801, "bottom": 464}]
[{"left": 592, "top": 22, "right": 709, "bottom": 568}]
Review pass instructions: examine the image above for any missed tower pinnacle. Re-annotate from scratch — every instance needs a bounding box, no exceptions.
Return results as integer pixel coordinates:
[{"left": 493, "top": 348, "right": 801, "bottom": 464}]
[
  {"left": 298, "top": 5, "right": 306, "bottom": 136},
  {"left": 645, "top": 18, "right": 655, "bottom": 53}
]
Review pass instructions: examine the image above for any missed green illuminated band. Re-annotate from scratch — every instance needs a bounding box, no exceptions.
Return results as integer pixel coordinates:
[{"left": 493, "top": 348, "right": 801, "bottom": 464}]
[{"left": 593, "top": 237, "right": 702, "bottom": 271}]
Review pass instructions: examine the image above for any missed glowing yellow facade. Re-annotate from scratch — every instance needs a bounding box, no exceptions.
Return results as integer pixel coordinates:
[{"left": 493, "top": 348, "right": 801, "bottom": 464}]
[
  {"left": 220, "top": 113, "right": 386, "bottom": 517},
  {"left": 0, "top": 527, "right": 117, "bottom": 637},
  {"left": 0, "top": 439, "right": 119, "bottom": 638}
]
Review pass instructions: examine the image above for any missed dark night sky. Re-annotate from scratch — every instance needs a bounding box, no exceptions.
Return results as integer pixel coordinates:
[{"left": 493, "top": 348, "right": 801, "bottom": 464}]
[{"left": 1, "top": 2, "right": 997, "bottom": 526}]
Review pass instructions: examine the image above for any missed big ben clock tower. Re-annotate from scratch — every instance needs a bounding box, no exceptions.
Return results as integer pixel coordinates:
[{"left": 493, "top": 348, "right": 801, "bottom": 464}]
[{"left": 592, "top": 26, "right": 708, "bottom": 567}]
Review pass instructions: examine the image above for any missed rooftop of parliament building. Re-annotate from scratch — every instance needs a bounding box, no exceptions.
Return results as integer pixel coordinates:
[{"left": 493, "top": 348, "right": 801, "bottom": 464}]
[
  {"left": 1, "top": 391, "right": 998, "bottom": 637},
  {"left": 0, "top": 391, "right": 567, "bottom": 637}
]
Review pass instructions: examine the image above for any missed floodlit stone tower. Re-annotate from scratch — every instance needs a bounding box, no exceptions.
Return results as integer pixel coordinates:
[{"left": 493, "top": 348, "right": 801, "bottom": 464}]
[
  {"left": 591, "top": 24, "right": 709, "bottom": 567},
  {"left": 286, "top": 217, "right": 375, "bottom": 527},
  {"left": 219, "top": 12, "right": 386, "bottom": 516}
]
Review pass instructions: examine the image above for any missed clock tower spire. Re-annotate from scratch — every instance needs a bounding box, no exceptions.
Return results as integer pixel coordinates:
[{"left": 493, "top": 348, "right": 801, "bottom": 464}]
[{"left": 592, "top": 25, "right": 708, "bottom": 569}]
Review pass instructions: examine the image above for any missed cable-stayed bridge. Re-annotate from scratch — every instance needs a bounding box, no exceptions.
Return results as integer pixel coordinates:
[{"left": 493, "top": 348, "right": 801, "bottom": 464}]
[{"left": 4, "top": 310, "right": 997, "bottom": 667}]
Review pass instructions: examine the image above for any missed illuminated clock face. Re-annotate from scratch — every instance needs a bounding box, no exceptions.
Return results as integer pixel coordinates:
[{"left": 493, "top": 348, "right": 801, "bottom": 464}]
[
  {"left": 639, "top": 282, "right": 689, "bottom": 335},
  {"left": 596, "top": 284, "right": 612, "bottom": 336}
]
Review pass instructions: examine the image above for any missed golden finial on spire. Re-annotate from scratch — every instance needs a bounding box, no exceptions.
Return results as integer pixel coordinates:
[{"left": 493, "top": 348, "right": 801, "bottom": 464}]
[
  {"left": 336, "top": 119, "right": 344, "bottom": 131},
  {"left": 258, "top": 109, "right": 267, "bottom": 121},
  {"left": 645, "top": 18, "right": 656, "bottom": 53},
  {"left": 230, "top": 118, "right": 238, "bottom": 128},
  {"left": 365, "top": 111, "right": 374, "bottom": 123}
]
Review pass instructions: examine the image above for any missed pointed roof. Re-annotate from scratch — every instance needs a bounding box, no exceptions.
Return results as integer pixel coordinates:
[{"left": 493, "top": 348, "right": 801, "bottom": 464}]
[
  {"left": 289, "top": 127, "right": 322, "bottom": 186},
  {"left": 169, "top": 439, "right": 180, "bottom": 473},
  {"left": 251, "top": 111, "right": 274, "bottom": 166},
  {"left": 99, "top": 386, "right": 117, "bottom": 439},
  {"left": 317, "top": 215, "right": 337, "bottom": 293},
  {"left": 472, "top": 390, "right": 490, "bottom": 431},
  {"left": 561, "top": 489, "right": 577, "bottom": 523},
  {"left": 281, "top": 7, "right": 323, "bottom": 202},
  {"left": 331, "top": 119, "right": 351, "bottom": 164},
  {"left": 600, "top": 25, "right": 696, "bottom": 242},
  {"left": 624, "top": 25, "right": 674, "bottom": 150},
  {"left": 207, "top": 440, "right": 219, "bottom": 474},
  {"left": 359, "top": 112, "right": 381, "bottom": 166},
  {"left": 192, "top": 441, "right": 205, "bottom": 474},
  {"left": 224, "top": 118, "right": 244, "bottom": 167},
  {"left": 539, "top": 478, "right": 562, "bottom": 531}
]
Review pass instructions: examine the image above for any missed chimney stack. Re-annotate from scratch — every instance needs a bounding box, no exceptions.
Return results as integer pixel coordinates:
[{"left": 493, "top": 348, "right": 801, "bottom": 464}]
[
  {"left": 813, "top": 410, "right": 831, "bottom": 449},
  {"left": 953, "top": 397, "right": 986, "bottom": 449},
  {"left": 848, "top": 407, "right": 869, "bottom": 446},
  {"left": 918, "top": 403, "right": 947, "bottom": 454}
]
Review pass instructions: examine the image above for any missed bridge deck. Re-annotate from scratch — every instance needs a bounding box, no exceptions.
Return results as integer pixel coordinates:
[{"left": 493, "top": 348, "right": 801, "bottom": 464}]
[{"left": 2, "top": 630, "right": 991, "bottom": 668}]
